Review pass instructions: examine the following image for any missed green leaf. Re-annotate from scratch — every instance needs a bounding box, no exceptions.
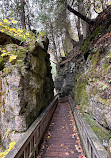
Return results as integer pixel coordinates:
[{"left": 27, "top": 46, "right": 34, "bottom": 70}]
[{"left": 102, "top": 85, "right": 108, "bottom": 90}]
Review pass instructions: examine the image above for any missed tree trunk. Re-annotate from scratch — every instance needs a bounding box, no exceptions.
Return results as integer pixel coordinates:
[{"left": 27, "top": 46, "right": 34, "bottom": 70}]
[
  {"left": 26, "top": 2, "right": 31, "bottom": 30},
  {"left": 75, "top": 17, "right": 82, "bottom": 41},
  {"left": 50, "top": 22, "right": 59, "bottom": 63},
  {"left": 101, "top": 0, "right": 106, "bottom": 10},
  {"left": 20, "top": 0, "right": 26, "bottom": 29},
  {"left": 63, "top": 7, "right": 76, "bottom": 49},
  {"left": 77, "top": 0, "right": 89, "bottom": 39}
]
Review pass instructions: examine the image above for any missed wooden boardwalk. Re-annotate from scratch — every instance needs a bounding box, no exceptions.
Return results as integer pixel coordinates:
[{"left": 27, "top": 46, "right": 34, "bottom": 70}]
[{"left": 37, "top": 99, "right": 85, "bottom": 158}]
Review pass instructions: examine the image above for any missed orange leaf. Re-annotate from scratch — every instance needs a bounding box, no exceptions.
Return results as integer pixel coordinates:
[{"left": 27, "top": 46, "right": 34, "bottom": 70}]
[
  {"left": 71, "top": 151, "right": 74, "bottom": 154},
  {"left": 78, "top": 149, "right": 83, "bottom": 152},
  {"left": 65, "top": 152, "right": 69, "bottom": 156}
]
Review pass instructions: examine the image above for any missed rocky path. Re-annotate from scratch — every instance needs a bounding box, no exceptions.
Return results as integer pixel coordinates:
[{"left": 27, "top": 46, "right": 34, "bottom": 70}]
[{"left": 37, "top": 98, "right": 86, "bottom": 158}]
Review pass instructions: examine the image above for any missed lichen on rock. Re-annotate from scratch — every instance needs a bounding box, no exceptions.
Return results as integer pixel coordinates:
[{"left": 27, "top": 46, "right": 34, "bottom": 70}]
[{"left": 0, "top": 26, "right": 54, "bottom": 149}]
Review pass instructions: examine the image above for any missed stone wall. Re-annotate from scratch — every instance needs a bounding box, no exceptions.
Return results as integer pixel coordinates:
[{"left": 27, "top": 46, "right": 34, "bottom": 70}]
[
  {"left": 55, "top": 44, "right": 83, "bottom": 98},
  {"left": 0, "top": 33, "right": 54, "bottom": 148},
  {"left": 55, "top": 17, "right": 111, "bottom": 152},
  {"left": 55, "top": 23, "right": 111, "bottom": 130}
]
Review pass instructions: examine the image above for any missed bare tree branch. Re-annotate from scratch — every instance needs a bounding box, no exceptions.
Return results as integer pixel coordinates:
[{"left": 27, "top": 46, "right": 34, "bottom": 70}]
[{"left": 67, "top": 5, "right": 95, "bottom": 25}]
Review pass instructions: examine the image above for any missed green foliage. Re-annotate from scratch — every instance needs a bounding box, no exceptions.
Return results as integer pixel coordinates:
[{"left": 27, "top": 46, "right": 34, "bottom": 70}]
[
  {"left": 0, "top": 43, "right": 28, "bottom": 71},
  {"left": 102, "top": 85, "right": 108, "bottom": 90},
  {"left": 0, "top": 19, "right": 36, "bottom": 42}
]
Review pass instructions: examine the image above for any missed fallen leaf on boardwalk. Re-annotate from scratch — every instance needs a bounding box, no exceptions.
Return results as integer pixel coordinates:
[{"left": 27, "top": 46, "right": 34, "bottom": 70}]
[
  {"left": 75, "top": 145, "right": 82, "bottom": 151},
  {"left": 77, "top": 136, "right": 80, "bottom": 140},
  {"left": 71, "top": 150, "right": 74, "bottom": 154},
  {"left": 76, "top": 134, "right": 79, "bottom": 137},
  {"left": 73, "top": 127, "right": 76, "bottom": 131},
  {"left": 65, "top": 146, "right": 68, "bottom": 149},
  {"left": 37, "top": 155, "right": 41, "bottom": 158},
  {"left": 76, "top": 140, "right": 80, "bottom": 143},
  {"left": 41, "top": 143, "right": 45, "bottom": 149},
  {"left": 65, "top": 152, "right": 69, "bottom": 156},
  {"left": 78, "top": 156, "right": 86, "bottom": 158},
  {"left": 72, "top": 133, "right": 75, "bottom": 138},
  {"left": 78, "top": 148, "right": 83, "bottom": 152},
  {"left": 61, "top": 144, "right": 64, "bottom": 146},
  {"left": 78, "top": 145, "right": 82, "bottom": 148},
  {"left": 76, "top": 146, "right": 79, "bottom": 150}
]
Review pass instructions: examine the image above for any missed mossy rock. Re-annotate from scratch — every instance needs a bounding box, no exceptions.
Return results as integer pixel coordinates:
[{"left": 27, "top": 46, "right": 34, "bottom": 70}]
[
  {"left": 97, "top": 96, "right": 111, "bottom": 106},
  {"left": 81, "top": 26, "right": 103, "bottom": 54},
  {"left": 37, "top": 49, "right": 46, "bottom": 60},
  {"left": 3, "top": 68, "right": 12, "bottom": 76},
  {"left": 31, "top": 44, "right": 46, "bottom": 60},
  {"left": 74, "top": 74, "right": 89, "bottom": 107},
  {"left": 30, "top": 56, "right": 46, "bottom": 77},
  {"left": 0, "top": 56, "right": 5, "bottom": 70},
  {"left": 84, "top": 113, "right": 111, "bottom": 143}
]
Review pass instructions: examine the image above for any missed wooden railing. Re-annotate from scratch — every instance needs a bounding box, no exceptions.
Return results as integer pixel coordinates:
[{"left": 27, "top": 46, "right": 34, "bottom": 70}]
[
  {"left": 5, "top": 95, "right": 58, "bottom": 158},
  {"left": 68, "top": 96, "right": 110, "bottom": 158}
]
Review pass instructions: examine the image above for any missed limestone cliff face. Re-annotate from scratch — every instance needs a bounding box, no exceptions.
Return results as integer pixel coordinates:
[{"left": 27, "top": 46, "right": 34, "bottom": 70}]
[
  {"left": 56, "top": 25, "right": 111, "bottom": 130},
  {"left": 55, "top": 15, "right": 111, "bottom": 150},
  {"left": 75, "top": 36, "right": 111, "bottom": 131},
  {"left": 55, "top": 44, "right": 83, "bottom": 98},
  {"left": 0, "top": 32, "right": 54, "bottom": 148}
]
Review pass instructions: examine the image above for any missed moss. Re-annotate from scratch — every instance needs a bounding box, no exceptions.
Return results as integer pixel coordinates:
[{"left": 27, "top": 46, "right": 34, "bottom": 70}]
[
  {"left": 98, "top": 96, "right": 110, "bottom": 106},
  {"left": 37, "top": 49, "right": 46, "bottom": 60},
  {"left": 84, "top": 113, "right": 111, "bottom": 143},
  {"left": 10, "top": 45, "right": 27, "bottom": 61},
  {"left": 3, "top": 68, "right": 12, "bottom": 76},
  {"left": 0, "top": 56, "right": 9, "bottom": 71},
  {"left": 15, "top": 60, "right": 25, "bottom": 71},
  {"left": 3, "top": 98, "right": 5, "bottom": 105},
  {"left": 102, "top": 58, "right": 109, "bottom": 73},
  {"left": 9, "top": 106, "right": 13, "bottom": 111},
  {"left": 0, "top": 56, "right": 5, "bottom": 70},
  {"left": 1, "top": 91, "right": 6, "bottom": 95},
  {"left": 0, "top": 44, "right": 28, "bottom": 73},
  {"left": 28, "top": 41, "right": 35, "bottom": 52},
  {"left": 87, "top": 48, "right": 101, "bottom": 79},
  {"left": 81, "top": 38, "right": 90, "bottom": 54},
  {"left": 75, "top": 74, "right": 89, "bottom": 108},
  {"left": 91, "top": 48, "right": 100, "bottom": 65},
  {"left": 81, "top": 26, "right": 103, "bottom": 54},
  {"left": 106, "top": 50, "right": 111, "bottom": 58},
  {"left": 91, "top": 86, "right": 98, "bottom": 95}
]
